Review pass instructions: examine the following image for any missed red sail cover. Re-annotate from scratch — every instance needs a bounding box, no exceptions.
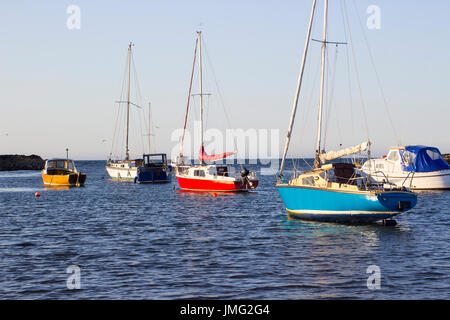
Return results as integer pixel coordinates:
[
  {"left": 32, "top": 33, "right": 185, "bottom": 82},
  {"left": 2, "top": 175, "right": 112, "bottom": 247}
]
[{"left": 198, "top": 146, "right": 236, "bottom": 162}]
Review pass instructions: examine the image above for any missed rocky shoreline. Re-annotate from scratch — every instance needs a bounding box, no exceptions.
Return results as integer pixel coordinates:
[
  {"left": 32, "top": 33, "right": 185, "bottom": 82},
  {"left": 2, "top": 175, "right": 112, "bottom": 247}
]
[
  {"left": 443, "top": 153, "right": 450, "bottom": 164},
  {"left": 0, "top": 155, "right": 45, "bottom": 171}
]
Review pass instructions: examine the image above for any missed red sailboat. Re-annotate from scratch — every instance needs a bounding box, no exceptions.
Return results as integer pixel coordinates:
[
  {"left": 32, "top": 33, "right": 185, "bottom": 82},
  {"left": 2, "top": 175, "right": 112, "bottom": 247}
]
[{"left": 175, "top": 31, "right": 258, "bottom": 192}]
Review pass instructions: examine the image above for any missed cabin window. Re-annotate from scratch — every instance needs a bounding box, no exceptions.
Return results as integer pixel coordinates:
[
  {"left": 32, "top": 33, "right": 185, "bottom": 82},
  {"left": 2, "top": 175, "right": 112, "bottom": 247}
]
[
  {"left": 387, "top": 151, "right": 399, "bottom": 162},
  {"left": 402, "top": 151, "right": 416, "bottom": 165},
  {"left": 376, "top": 163, "right": 384, "bottom": 169},
  {"left": 216, "top": 166, "right": 228, "bottom": 177},
  {"left": 426, "top": 149, "right": 441, "bottom": 160},
  {"left": 67, "top": 162, "right": 74, "bottom": 170},
  {"left": 55, "top": 161, "right": 66, "bottom": 168},
  {"left": 302, "top": 176, "right": 315, "bottom": 186},
  {"left": 194, "top": 170, "right": 205, "bottom": 177},
  {"left": 144, "top": 154, "right": 166, "bottom": 165}
]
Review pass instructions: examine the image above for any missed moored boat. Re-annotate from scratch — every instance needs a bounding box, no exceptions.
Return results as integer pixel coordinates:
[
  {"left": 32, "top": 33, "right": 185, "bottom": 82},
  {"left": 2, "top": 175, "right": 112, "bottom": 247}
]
[
  {"left": 176, "top": 163, "right": 258, "bottom": 192},
  {"left": 106, "top": 159, "right": 140, "bottom": 181},
  {"left": 136, "top": 153, "right": 172, "bottom": 183},
  {"left": 41, "top": 158, "right": 86, "bottom": 187},
  {"left": 275, "top": 0, "right": 417, "bottom": 223},
  {"left": 106, "top": 42, "right": 146, "bottom": 181},
  {"left": 175, "top": 31, "right": 258, "bottom": 192},
  {"left": 277, "top": 163, "right": 416, "bottom": 223},
  {"left": 360, "top": 145, "right": 450, "bottom": 190}
]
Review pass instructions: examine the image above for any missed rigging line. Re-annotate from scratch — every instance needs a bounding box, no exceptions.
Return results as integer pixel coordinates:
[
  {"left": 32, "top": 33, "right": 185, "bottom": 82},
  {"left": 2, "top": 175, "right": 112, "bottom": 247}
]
[
  {"left": 137, "top": 103, "right": 146, "bottom": 154},
  {"left": 339, "top": 0, "right": 355, "bottom": 139},
  {"left": 342, "top": 0, "right": 371, "bottom": 142},
  {"left": 351, "top": 0, "right": 400, "bottom": 145},
  {"left": 180, "top": 38, "right": 198, "bottom": 156},
  {"left": 131, "top": 50, "right": 144, "bottom": 107},
  {"left": 302, "top": 157, "right": 313, "bottom": 170},
  {"left": 296, "top": 53, "right": 321, "bottom": 165},
  {"left": 111, "top": 51, "right": 130, "bottom": 158},
  {"left": 323, "top": 44, "right": 341, "bottom": 150},
  {"left": 323, "top": 43, "right": 330, "bottom": 149},
  {"left": 202, "top": 36, "right": 237, "bottom": 152},
  {"left": 130, "top": 50, "right": 146, "bottom": 154}
]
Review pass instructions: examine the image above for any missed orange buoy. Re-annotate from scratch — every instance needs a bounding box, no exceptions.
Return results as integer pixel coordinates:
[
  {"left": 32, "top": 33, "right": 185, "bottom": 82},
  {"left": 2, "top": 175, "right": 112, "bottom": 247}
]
[
  {"left": 35, "top": 192, "right": 40, "bottom": 197},
  {"left": 212, "top": 192, "right": 218, "bottom": 197}
]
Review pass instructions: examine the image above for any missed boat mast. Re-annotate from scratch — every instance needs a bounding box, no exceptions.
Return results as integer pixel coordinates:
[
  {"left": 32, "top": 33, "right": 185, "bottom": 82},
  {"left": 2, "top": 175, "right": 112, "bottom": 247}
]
[
  {"left": 125, "top": 42, "right": 133, "bottom": 161},
  {"left": 278, "top": 0, "right": 317, "bottom": 179},
  {"left": 314, "top": 0, "right": 328, "bottom": 169},
  {"left": 198, "top": 31, "right": 204, "bottom": 165}
]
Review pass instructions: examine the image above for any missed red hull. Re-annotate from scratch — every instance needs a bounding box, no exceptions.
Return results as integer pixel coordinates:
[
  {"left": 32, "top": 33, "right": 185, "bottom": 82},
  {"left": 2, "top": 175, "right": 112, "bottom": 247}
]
[{"left": 176, "top": 175, "right": 258, "bottom": 192}]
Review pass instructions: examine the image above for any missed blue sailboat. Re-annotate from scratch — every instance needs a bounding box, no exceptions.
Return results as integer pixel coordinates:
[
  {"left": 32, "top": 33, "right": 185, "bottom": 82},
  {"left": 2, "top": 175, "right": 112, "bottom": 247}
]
[{"left": 276, "top": 0, "right": 417, "bottom": 224}]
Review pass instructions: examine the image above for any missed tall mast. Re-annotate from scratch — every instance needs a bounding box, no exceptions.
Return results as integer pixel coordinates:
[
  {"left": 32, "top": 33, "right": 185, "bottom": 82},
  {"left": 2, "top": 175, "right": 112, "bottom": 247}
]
[
  {"left": 314, "top": 0, "right": 328, "bottom": 168},
  {"left": 125, "top": 42, "right": 133, "bottom": 160},
  {"left": 198, "top": 31, "right": 204, "bottom": 164},
  {"left": 278, "top": 0, "right": 317, "bottom": 179}
]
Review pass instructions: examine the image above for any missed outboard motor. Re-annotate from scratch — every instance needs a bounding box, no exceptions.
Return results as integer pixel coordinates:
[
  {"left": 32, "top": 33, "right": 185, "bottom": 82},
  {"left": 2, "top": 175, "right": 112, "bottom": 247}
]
[
  {"left": 240, "top": 167, "right": 250, "bottom": 177},
  {"left": 240, "top": 167, "right": 254, "bottom": 189}
]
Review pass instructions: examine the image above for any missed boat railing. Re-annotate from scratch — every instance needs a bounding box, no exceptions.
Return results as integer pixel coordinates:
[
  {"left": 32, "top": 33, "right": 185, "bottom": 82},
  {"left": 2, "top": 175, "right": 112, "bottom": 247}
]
[
  {"left": 363, "top": 170, "right": 398, "bottom": 191},
  {"left": 400, "top": 171, "right": 415, "bottom": 189}
]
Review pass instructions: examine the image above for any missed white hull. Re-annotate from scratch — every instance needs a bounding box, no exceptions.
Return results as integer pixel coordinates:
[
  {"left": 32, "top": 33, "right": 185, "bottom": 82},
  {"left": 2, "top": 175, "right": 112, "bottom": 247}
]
[
  {"left": 361, "top": 146, "right": 450, "bottom": 190},
  {"left": 106, "top": 162, "right": 138, "bottom": 180},
  {"left": 361, "top": 168, "right": 450, "bottom": 190}
]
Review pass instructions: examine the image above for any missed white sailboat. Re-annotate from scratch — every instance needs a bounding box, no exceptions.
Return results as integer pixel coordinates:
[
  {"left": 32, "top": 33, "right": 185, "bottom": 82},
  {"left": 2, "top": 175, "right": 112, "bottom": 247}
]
[{"left": 106, "top": 42, "right": 142, "bottom": 181}]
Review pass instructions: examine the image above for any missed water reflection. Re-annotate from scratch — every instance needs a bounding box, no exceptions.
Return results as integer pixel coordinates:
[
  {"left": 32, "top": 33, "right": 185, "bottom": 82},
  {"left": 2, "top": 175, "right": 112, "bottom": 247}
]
[{"left": 277, "top": 214, "right": 413, "bottom": 298}]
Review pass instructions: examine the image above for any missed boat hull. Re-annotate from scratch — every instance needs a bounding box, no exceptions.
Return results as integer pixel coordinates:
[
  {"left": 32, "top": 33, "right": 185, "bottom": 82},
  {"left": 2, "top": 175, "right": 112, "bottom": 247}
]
[
  {"left": 106, "top": 165, "right": 137, "bottom": 181},
  {"left": 41, "top": 172, "right": 86, "bottom": 187},
  {"left": 136, "top": 167, "right": 172, "bottom": 183},
  {"left": 176, "top": 175, "right": 258, "bottom": 192},
  {"left": 276, "top": 185, "right": 417, "bottom": 223}
]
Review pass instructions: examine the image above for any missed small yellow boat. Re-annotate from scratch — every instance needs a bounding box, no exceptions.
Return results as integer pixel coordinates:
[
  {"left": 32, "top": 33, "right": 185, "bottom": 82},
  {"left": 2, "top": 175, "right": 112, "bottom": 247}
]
[{"left": 41, "top": 158, "right": 86, "bottom": 187}]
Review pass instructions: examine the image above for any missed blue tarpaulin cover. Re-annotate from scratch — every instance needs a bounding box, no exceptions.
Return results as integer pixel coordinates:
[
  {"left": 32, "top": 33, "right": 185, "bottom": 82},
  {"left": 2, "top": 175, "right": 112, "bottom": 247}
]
[{"left": 400, "top": 145, "right": 449, "bottom": 172}]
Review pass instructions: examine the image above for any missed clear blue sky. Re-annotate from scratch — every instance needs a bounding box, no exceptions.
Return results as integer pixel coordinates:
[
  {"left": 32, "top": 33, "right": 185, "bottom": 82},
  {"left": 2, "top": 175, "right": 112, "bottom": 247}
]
[{"left": 1, "top": 0, "right": 449, "bottom": 160}]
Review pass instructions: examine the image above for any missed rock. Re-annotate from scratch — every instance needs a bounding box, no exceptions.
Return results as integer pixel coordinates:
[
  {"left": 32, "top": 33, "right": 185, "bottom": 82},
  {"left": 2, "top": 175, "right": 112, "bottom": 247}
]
[
  {"left": 0, "top": 154, "right": 45, "bottom": 171},
  {"left": 443, "top": 153, "right": 450, "bottom": 165}
]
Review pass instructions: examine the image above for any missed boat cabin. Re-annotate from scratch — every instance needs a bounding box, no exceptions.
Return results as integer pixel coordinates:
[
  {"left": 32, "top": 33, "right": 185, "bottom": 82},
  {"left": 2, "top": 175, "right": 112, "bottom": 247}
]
[
  {"left": 44, "top": 159, "right": 77, "bottom": 175},
  {"left": 362, "top": 145, "right": 449, "bottom": 173},
  {"left": 290, "top": 163, "right": 365, "bottom": 191},
  {"left": 143, "top": 153, "right": 168, "bottom": 167}
]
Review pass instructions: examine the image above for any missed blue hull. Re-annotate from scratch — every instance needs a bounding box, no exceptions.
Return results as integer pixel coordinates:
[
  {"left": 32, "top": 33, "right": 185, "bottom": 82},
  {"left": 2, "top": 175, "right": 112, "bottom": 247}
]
[
  {"left": 276, "top": 185, "right": 417, "bottom": 223},
  {"left": 136, "top": 167, "right": 172, "bottom": 184}
]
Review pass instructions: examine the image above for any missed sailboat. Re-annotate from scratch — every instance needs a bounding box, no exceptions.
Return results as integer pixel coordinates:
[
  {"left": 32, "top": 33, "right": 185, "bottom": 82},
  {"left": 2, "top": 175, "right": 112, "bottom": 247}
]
[
  {"left": 276, "top": 0, "right": 417, "bottom": 223},
  {"left": 175, "top": 31, "right": 258, "bottom": 192},
  {"left": 106, "top": 42, "right": 143, "bottom": 181}
]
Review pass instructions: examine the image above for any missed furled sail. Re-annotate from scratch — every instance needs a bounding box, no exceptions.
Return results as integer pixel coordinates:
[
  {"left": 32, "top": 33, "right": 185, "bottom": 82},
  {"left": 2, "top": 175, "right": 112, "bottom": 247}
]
[
  {"left": 198, "top": 146, "right": 236, "bottom": 162},
  {"left": 319, "top": 141, "right": 371, "bottom": 163}
]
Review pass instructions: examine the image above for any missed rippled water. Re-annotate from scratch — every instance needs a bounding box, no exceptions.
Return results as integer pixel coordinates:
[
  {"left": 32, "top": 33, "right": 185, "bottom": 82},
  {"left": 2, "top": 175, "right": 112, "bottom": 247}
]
[{"left": 0, "top": 160, "right": 449, "bottom": 299}]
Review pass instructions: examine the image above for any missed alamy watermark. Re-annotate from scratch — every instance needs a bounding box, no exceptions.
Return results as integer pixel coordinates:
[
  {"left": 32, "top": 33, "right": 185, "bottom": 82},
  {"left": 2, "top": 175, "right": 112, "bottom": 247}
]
[
  {"left": 66, "top": 265, "right": 81, "bottom": 289},
  {"left": 367, "top": 5, "right": 381, "bottom": 30},
  {"left": 171, "top": 122, "right": 281, "bottom": 175},
  {"left": 366, "top": 265, "right": 381, "bottom": 290},
  {"left": 66, "top": 5, "right": 81, "bottom": 30}
]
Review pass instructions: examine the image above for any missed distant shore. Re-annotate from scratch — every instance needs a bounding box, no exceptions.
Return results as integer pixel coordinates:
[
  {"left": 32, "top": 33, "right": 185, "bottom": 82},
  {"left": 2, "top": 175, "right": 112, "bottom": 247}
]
[
  {"left": 0, "top": 155, "right": 45, "bottom": 171},
  {"left": 443, "top": 153, "right": 450, "bottom": 164}
]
